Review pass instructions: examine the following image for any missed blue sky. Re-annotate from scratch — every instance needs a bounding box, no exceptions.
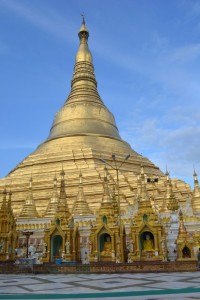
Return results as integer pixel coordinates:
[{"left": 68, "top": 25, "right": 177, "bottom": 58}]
[{"left": 0, "top": 0, "right": 199, "bottom": 188}]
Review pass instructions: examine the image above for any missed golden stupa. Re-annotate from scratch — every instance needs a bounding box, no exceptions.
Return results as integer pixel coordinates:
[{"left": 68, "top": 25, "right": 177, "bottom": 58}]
[
  {"left": 0, "top": 19, "right": 165, "bottom": 217},
  {"left": 0, "top": 19, "right": 200, "bottom": 265}
]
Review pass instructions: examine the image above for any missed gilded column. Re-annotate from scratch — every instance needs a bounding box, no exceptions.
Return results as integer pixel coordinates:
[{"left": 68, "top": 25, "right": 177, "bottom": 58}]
[
  {"left": 154, "top": 233, "right": 158, "bottom": 252},
  {"left": 111, "top": 234, "right": 115, "bottom": 262}
]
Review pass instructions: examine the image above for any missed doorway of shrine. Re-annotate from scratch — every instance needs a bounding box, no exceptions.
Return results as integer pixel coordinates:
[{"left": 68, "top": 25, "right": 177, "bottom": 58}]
[
  {"left": 51, "top": 235, "right": 62, "bottom": 262},
  {"left": 99, "top": 233, "right": 112, "bottom": 262}
]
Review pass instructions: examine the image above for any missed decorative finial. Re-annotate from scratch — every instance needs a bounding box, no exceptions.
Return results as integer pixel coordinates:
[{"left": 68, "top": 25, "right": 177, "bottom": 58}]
[
  {"left": 193, "top": 167, "right": 198, "bottom": 187},
  {"left": 193, "top": 166, "right": 197, "bottom": 177},
  {"left": 165, "top": 165, "right": 169, "bottom": 175},
  {"left": 165, "top": 166, "right": 170, "bottom": 179},
  {"left": 81, "top": 13, "right": 85, "bottom": 25},
  {"left": 78, "top": 13, "right": 89, "bottom": 41}
]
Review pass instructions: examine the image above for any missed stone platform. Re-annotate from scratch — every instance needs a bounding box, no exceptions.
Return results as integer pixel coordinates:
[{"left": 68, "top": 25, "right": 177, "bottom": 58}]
[{"left": 0, "top": 271, "right": 200, "bottom": 299}]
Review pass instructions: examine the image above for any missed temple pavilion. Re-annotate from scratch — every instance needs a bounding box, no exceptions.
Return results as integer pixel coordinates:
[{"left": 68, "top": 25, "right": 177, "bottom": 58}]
[{"left": 0, "top": 19, "right": 200, "bottom": 264}]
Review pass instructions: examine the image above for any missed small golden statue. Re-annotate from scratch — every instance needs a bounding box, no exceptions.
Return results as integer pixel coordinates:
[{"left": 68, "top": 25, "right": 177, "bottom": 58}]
[
  {"left": 143, "top": 233, "right": 154, "bottom": 251},
  {"left": 101, "top": 236, "right": 112, "bottom": 256}
]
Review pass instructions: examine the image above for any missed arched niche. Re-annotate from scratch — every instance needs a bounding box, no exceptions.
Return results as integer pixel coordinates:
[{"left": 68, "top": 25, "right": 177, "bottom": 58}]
[{"left": 140, "top": 231, "right": 154, "bottom": 252}]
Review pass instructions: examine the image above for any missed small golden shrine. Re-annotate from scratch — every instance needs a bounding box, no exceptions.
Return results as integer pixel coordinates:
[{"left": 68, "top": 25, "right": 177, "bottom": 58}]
[
  {"left": 129, "top": 167, "right": 165, "bottom": 261},
  {"left": 42, "top": 170, "right": 78, "bottom": 263},
  {"left": 176, "top": 210, "right": 195, "bottom": 261},
  {"left": 0, "top": 189, "right": 18, "bottom": 261},
  {"left": 89, "top": 167, "right": 126, "bottom": 263}
]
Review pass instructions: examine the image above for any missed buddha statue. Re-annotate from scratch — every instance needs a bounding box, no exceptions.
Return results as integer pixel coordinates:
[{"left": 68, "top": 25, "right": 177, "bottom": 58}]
[
  {"left": 101, "top": 236, "right": 112, "bottom": 256},
  {"left": 143, "top": 233, "right": 154, "bottom": 251}
]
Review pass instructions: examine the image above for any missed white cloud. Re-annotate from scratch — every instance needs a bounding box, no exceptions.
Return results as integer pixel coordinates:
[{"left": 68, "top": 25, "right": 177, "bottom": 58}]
[
  {"left": 119, "top": 109, "right": 200, "bottom": 186},
  {"left": 167, "top": 44, "right": 200, "bottom": 63},
  {"left": 190, "top": 1, "right": 200, "bottom": 15},
  {"left": 0, "top": 0, "right": 76, "bottom": 43}
]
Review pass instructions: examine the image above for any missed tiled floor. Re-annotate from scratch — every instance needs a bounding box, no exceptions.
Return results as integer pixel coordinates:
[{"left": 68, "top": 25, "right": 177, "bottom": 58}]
[{"left": 0, "top": 272, "right": 200, "bottom": 299}]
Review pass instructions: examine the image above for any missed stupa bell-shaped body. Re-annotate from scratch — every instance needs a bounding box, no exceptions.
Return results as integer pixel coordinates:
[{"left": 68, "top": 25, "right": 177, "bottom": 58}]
[{"left": 0, "top": 19, "right": 163, "bottom": 216}]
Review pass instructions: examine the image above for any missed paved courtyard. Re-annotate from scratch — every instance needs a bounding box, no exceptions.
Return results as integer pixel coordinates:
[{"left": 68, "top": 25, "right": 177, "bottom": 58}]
[{"left": 0, "top": 271, "right": 200, "bottom": 299}]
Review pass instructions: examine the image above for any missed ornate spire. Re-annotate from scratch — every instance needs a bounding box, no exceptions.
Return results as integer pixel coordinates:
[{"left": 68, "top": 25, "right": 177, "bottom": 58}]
[
  {"left": 27, "top": 176, "right": 33, "bottom": 205},
  {"left": 19, "top": 176, "right": 39, "bottom": 218},
  {"left": 7, "top": 190, "right": 13, "bottom": 215},
  {"left": 45, "top": 174, "right": 59, "bottom": 217},
  {"left": 136, "top": 174, "right": 142, "bottom": 201},
  {"left": 193, "top": 169, "right": 199, "bottom": 190},
  {"left": 138, "top": 166, "right": 150, "bottom": 207},
  {"left": 1, "top": 187, "right": 7, "bottom": 211},
  {"left": 76, "top": 16, "right": 91, "bottom": 63},
  {"left": 165, "top": 168, "right": 170, "bottom": 180},
  {"left": 72, "top": 171, "right": 91, "bottom": 215},
  {"left": 59, "top": 168, "right": 66, "bottom": 200},
  {"left": 56, "top": 168, "right": 70, "bottom": 220},
  {"left": 165, "top": 171, "right": 179, "bottom": 212},
  {"left": 111, "top": 184, "right": 119, "bottom": 216},
  {"left": 102, "top": 167, "right": 112, "bottom": 204},
  {"left": 192, "top": 169, "right": 200, "bottom": 212},
  {"left": 178, "top": 210, "right": 187, "bottom": 234},
  {"left": 97, "top": 167, "right": 116, "bottom": 225}
]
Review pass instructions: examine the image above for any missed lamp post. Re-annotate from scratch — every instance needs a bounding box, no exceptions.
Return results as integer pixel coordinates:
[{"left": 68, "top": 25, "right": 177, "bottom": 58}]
[
  {"left": 146, "top": 176, "right": 159, "bottom": 209},
  {"left": 22, "top": 231, "right": 33, "bottom": 258},
  {"left": 146, "top": 177, "right": 158, "bottom": 211},
  {"left": 99, "top": 154, "right": 130, "bottom": 225}
]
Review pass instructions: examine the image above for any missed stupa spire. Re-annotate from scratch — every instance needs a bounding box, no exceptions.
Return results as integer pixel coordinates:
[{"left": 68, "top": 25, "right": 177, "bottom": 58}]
[
  {"left": 178, "top": 210, "right": 187, "bottom": 234},
  {"left": 8, "top": 190, "right": 12, "bottom": 210},
  {"left": 165, "top": 168, "right": 170, "bottom": 180},
  {"left": 98, "top": 167, "right": 116, "bottom": 224},
  {"left": 78, "top": 15, "right": 89, "bottom": 44},
  {"left": 45, "top": 174, "right": 59, "bottom": 218},
  {"left": 56, "top": 168, "right": 70, "bottom": 220},
  {"left": 72, "top": 171, "right": 91, "bottom": 215},
  {"left": 111, "top": 184, "right": 119, "bottom": 216},
  {"left": 193, "top": 169, "right": 199, "bottom": 190},
  {"left": 81, "top": 13, "right": 85, "bottom": 25},
  {"left": 161, "top": 170, "right": 179, "bottom": 212},
  {"left": 138, "top": 165, "right": 151, "bottom": 207},
  {"left": 19, "top": 176, "right": 39, "bottom": 218},
  {"left": 1, "top": 187, "right": 7, "bottom": 211},
  {"left": 192, "top": 169, "right": 200, "bottom": 212},
  {"left": 102, "top": 167, "right": 112, "bottom": 204}
]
